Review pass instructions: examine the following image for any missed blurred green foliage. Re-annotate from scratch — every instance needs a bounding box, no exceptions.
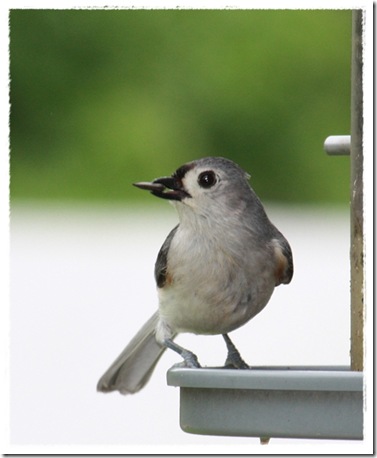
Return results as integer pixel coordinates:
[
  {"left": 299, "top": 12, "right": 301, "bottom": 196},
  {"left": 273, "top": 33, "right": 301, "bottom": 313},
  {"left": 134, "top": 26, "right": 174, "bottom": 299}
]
[{"left": 10, "top": 9, "right": 351, "bottom": 203}]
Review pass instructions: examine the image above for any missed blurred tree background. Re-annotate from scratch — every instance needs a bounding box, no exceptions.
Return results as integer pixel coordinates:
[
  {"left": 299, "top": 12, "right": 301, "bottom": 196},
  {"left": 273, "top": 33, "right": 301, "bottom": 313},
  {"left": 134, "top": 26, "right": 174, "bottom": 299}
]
[{"left": 10, "top": 9, "right": 351, "bottom": 204}]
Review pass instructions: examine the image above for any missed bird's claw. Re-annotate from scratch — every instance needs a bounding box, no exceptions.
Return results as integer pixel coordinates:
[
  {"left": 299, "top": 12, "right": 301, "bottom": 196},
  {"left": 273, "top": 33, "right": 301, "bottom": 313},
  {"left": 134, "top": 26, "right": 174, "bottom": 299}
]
[
  {"left": 224, "top": 355, "right": 250, "bottom": 369},
  {"left": 181, "top": 349, "right": 201, "bottom": 368}
]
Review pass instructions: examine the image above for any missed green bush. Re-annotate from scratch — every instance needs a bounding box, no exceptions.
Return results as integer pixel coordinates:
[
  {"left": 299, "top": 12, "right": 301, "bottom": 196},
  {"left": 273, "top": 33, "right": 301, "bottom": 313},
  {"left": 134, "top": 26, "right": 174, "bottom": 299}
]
[{"left": 10, "top": 9, "right": 351, "bottom": 203}]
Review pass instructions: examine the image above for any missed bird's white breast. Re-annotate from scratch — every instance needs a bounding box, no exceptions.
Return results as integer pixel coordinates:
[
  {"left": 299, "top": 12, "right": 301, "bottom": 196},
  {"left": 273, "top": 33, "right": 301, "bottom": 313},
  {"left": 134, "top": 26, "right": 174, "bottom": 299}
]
[{"left": 156, "top": 221, "right": 276, "bottom": 339}]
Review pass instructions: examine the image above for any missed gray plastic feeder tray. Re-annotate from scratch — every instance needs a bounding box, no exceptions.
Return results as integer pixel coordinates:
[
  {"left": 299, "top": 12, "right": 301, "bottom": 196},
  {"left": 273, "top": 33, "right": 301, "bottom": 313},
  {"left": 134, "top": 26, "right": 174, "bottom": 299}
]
[{"left": 167, "top": 366, "right": 363, "bottom": 440}]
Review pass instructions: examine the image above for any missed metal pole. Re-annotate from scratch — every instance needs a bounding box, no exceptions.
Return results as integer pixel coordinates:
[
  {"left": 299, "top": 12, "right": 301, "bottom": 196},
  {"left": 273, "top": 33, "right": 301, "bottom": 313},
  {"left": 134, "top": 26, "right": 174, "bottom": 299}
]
[
  {"left": 350, "top": 10, "right": 364, "bottom": 372},
  {"left": 324, "top": 135, "right": 350, "bottom": 156}
]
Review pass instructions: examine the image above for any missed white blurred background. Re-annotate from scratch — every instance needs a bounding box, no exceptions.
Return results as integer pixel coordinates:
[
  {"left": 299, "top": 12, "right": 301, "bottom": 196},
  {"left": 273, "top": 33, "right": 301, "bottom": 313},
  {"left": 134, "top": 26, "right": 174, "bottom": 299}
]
[{"left": 9, "top": 201, "right": 364, "bottom": 452}]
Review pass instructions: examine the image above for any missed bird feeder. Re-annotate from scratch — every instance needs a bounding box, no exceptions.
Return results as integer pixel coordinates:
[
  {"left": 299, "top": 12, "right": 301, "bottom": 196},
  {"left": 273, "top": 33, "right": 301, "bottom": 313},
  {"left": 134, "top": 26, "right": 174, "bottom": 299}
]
[
  {"left": 167, "top": 366, "right": 363, "bottom": 440},
  {"left": 166, "top": 10, "right": 365, "bottom": 441}
]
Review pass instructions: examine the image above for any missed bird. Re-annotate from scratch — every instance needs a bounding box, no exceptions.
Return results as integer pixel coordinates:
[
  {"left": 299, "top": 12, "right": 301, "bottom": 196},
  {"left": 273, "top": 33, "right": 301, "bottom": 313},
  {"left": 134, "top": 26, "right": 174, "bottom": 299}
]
[{"left": 97, "top": 156, "right": 293, "bottom": 395}]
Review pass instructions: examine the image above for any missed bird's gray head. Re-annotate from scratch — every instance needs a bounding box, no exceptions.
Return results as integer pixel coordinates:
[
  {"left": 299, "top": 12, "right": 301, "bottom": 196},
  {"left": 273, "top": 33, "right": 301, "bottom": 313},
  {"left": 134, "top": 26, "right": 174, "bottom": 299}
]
[{"left": 134, "top": 157, "right": 262, "bottom": 221}]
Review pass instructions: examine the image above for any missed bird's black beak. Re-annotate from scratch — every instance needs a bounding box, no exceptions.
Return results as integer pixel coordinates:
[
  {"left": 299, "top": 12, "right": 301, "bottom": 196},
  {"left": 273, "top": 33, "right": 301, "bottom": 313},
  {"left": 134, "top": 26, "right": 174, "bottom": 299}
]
[{"left": 133, "top": 176, "right": 191, "bottom": 201}]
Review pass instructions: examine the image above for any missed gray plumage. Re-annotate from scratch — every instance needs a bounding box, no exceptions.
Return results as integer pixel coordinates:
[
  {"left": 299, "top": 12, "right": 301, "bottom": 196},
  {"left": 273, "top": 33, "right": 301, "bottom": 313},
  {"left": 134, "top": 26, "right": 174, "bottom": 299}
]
[
  {"left": 97, "top": 156, "right": 293, "bottom": 395},
  {"left": 97, "top": 311, "right": 165, "bottom": 394},
  {"left": 155, "top": 225, "right": 179, "bottom": 288}
]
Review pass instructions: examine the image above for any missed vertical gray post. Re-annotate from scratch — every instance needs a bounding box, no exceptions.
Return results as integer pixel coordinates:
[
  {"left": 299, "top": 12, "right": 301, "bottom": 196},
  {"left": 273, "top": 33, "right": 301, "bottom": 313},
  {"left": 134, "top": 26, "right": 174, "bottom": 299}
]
[{"left": 350, "top": 10, "right": 364, "bottom": 372}]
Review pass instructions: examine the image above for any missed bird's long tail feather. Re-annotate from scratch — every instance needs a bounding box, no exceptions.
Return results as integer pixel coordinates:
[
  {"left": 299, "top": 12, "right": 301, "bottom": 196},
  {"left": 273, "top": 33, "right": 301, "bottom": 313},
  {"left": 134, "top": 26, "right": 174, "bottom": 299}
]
[{"left": 97, "top": 311, "right": 165, "bottom": 395}]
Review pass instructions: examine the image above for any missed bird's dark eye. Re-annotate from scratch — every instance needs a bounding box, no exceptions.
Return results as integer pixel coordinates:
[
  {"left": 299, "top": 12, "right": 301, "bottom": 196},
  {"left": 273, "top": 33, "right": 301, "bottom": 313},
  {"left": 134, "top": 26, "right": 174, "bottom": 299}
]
[{"left": 198, "top": 171, "right": 217, "bottom": 189}]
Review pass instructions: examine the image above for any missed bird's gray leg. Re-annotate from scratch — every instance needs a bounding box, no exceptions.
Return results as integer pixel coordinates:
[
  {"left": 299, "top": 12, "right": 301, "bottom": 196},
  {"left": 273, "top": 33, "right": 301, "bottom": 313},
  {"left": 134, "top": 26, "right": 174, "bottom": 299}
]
[
  {"left": 164, "top": 339, "right": 201, "bottom": 368},
  {"left": 223, "top": 334, "right": 249, "bottom": 369}
]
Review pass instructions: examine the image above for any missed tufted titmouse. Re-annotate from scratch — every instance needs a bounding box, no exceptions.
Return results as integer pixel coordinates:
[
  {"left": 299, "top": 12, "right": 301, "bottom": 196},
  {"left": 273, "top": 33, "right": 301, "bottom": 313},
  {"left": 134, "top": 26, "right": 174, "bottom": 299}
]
[{"left": 97, "top": 156, "right": 293, "bottom": 395}]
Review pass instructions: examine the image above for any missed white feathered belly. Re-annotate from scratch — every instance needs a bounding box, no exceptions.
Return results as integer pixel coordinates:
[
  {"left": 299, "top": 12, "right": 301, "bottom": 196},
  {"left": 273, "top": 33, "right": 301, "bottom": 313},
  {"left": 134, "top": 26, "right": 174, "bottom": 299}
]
[{"left": 157, "top": 251, "right": 275, "bottom": 336}]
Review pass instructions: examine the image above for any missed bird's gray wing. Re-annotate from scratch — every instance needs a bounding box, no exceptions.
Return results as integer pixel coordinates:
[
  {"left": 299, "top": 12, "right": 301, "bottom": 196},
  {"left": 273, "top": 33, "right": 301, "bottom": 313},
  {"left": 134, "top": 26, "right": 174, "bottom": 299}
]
[
  {"left": 155, "top": 225, "right": 179, "bottom": 288},
  {"left": 271, "top": 235, "right": 294, "bottom": 286}
]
